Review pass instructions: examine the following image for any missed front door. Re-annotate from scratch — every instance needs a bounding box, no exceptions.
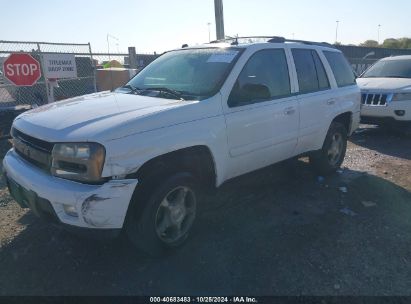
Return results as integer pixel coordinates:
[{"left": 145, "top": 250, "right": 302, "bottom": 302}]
[{"left": 223, "top": 48, "right": 299, "bottom": 178}]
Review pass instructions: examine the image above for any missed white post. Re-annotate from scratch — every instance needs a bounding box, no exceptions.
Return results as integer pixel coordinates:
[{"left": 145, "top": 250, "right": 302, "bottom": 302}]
[
  {"left": 89, "top": 42, "right": 97, "bottom": 93},
  {"left": 37, "top": 43, "right": 54, "bottom": 104},
  {"left": 48, "top": 81, "right": 56, "bottom": 103}
]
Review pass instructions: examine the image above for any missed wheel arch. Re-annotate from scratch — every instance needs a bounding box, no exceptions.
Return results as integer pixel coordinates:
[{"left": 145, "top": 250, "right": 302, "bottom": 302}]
[
  {"left": 127, "top": 145, "right": 218, "bottom": 189},
  {"left": 332, "top": 111, "right": 353, "bottom": 135}
]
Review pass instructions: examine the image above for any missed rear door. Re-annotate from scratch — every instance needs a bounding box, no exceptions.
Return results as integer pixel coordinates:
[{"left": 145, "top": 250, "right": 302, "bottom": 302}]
[{"left": 289, "top": 48, "right": 336, "bottom": 154}]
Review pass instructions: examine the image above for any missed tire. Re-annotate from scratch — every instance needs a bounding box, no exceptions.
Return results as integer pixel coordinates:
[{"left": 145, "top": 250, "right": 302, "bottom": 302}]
[
  {"left": 125, "top": 172, "right": 199, "bottom": 257},
  {"left": 310, "top": 122, "right": 347, "bottom": 175}
]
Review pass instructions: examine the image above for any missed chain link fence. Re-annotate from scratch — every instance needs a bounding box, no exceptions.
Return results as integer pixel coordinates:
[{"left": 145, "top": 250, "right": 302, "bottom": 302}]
[
  {"left": 91, "top": 52, "right": 159, "bottom": 91},
  {"left": 92, "top": 53, "right": 158, "bottom": 69},
  {"left": 0, "top": 40, "right": 159, "bottom": 136},
  {"left": 0, "top": 40, "right": 98, "bottom": 108},
  {"left": 0, "top": 40, "right": 160, "bottom": 109}
]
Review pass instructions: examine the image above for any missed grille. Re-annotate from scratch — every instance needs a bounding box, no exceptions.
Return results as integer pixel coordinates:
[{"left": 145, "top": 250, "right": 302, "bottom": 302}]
[
  {"left": 11, "top": 128, "right": 53, "bottom": 171},
  {"left": 361, "top": 93, "right": 388, "bottom": 106}
]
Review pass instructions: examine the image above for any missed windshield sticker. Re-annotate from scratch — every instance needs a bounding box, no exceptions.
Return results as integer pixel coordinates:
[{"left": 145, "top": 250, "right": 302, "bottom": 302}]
[{"left": 207, "top": 51, "right": 239, "bottom": 63}]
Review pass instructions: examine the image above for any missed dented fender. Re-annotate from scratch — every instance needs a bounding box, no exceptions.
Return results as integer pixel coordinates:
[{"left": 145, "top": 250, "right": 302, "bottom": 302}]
[{"left": 77, "top": 179, "right": 138, "bottom": 228}]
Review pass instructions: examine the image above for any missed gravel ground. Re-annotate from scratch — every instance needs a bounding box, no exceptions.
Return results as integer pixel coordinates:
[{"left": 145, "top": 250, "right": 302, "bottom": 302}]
[{"left": 0, "top": 125, "right": 410, "bottom": 296}]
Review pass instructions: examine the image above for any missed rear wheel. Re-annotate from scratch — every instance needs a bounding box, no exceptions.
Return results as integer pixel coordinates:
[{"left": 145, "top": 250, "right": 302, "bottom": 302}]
[
  {"left": 125, "top": 172, "right": 198, "bottom": 256},
  {"left": 310, "top": 122, "right": 347, "bottom": 175}
]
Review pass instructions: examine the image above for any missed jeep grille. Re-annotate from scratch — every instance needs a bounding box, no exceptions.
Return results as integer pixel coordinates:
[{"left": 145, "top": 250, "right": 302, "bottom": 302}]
[{"left": 361, "top": 93, "right": 388, "bottom": 106}]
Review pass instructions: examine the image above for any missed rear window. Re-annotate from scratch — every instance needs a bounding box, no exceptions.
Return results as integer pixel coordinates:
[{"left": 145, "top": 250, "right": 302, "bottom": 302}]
[{"left": 323, "top": 51, "right": 356, "bottom": 87}]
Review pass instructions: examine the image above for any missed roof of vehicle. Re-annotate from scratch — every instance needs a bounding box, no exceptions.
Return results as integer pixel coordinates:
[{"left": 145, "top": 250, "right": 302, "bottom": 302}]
[{"left": 181, "top": 36, "right": 340, "bottom": 52}]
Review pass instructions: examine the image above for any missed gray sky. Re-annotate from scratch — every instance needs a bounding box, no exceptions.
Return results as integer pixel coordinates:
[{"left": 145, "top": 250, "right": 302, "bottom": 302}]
[{"left": 1, "top": 0, "right": 410, "bottom": 53}]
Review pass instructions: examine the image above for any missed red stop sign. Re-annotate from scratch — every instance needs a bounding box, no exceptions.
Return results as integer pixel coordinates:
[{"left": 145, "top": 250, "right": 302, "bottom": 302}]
[{"left": 3, "top": 53, "right": 41, "bottom": 86}]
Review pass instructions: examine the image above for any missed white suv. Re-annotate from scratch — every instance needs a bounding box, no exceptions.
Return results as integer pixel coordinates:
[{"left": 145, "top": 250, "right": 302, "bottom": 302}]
[
  {"left": 2, "top": 37, "right": 360, "bottom": 255},
  {"left": 357, "top": 55, "right": 411, "bottom": 130}
]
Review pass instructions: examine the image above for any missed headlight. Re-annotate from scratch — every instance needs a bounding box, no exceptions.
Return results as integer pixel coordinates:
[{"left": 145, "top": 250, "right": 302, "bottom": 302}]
[
  {"left": 392, "top": 93, "right": 411, "bottom": 102},
  {"left": 51, "top": 143, "right": 106, "bottom": 183}
]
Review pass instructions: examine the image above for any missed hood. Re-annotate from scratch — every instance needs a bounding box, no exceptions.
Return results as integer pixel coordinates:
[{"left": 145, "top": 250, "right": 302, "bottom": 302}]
[
  {"left": 356, "top": 77, "right": 411, "bottom": 92},
  {"left": 13, "top": 91, "right": 197, "bottom": 142}
]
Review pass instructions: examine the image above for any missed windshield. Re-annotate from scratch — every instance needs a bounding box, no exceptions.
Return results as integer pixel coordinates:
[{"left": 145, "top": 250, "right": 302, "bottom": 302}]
[
  {"left": 361, "top": 59, "right": 411, "bottom": 78},
  {"left": 120, "top": 47, "right": 243, "bottom": 100}
]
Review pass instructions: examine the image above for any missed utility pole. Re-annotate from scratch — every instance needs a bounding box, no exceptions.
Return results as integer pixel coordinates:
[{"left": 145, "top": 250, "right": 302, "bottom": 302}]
[
  {"left": 207, "top": 22, "right": 212, "bottom": 42},
  {"left": 214, "top": 0, "right": 225, "bottom": 40},
  {"left": 335, "top": 20, "right": 340, "bottom": 43}
]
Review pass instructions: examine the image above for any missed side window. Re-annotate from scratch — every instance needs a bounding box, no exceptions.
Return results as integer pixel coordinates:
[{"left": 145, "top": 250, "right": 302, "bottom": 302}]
[
  {"left": 323, "top": 51, "right": 356, "bottom": 87},
  {"left": 292, "top": 49, "right": 330, "bottom": 94},
  {"left": 228, "top": 49, "right": 291, "bottom": 107}
]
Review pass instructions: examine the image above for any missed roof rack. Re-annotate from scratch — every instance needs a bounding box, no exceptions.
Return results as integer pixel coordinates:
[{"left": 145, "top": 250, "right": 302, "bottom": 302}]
[
  {"left": 271, "top": 38, "right": 335, "bottom": 48},
  {"left": 210, "top": 36, "right": 335, "bottom": 48},
  {"left": 210, "top": 36, "right": 281, "bottom": 45}
]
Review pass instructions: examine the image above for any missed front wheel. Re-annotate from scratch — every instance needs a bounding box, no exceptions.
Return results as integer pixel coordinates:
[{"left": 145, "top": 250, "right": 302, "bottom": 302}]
[
  {"left": 125, "top": 172, "right": 198, "bottom": 256},
  {"left": 310, "top": 122, "right": 347, "bottom": 175}
]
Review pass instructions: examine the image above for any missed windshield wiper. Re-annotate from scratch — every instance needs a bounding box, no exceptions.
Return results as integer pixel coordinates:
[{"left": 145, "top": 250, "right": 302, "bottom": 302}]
[
  {"left": 144, "top": 87, "right": 185, "bottom": 101},
  {"left": 118, "top": 85, "right": 187, "bottom": 100},
  {"left": 118, "top": 84, "right": 142, "bottom": 93}
]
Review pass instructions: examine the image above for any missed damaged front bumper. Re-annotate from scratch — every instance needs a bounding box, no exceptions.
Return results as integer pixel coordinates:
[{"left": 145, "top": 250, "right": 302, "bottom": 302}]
[{"left": 2, "top": 149, "right": 138, "bottom": 231}]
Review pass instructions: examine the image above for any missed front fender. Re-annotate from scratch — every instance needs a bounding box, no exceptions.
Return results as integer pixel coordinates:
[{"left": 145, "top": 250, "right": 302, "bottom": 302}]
[{"left": 101, "top": 115, "right": 229, "bottom": 187}]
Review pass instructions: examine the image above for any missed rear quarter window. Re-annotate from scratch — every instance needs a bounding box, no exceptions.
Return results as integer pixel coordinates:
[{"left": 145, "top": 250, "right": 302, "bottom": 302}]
[{"left": 323, "top": 51, "right": 356, "bottom": 87}]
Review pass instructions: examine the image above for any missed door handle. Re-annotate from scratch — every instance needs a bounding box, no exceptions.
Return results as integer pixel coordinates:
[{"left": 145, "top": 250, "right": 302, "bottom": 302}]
[
  {"left": 284, "top": 107, "right": 296, "bottom": 115},
  {"left": 327, "top": 99, "right": 336, "bottom": 105}
]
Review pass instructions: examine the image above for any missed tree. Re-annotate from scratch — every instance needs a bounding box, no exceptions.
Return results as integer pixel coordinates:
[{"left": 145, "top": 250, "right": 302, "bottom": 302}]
[
  {"left": 360, "top": 40, "right": 379, "bottom": 47},
  {"left": 380, "top": 38, "right": 411, "bottom": 49},
  {"left": 398, "top": 38, "right": 411, "bottom": 49},
  {"left": 382, "top": 38, "right": 401, "bottom": 49},
  {"left": 358, "top": 37, "right": 411, "bottom": 49}
]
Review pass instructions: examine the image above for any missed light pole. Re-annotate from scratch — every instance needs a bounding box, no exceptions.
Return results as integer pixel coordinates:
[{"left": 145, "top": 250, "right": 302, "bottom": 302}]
[
  {"left": 106, "top": 33, "right": 119, "bottom": 90},
  {"left": 335, "top": 20, "right": 340, "bottom": 43},
  {"left": 107, "top": 34, "right": 119, "bottom": 57},
  {"left": 207, "top": 22, "right": 211, "bottom": 42},
  {"left": 378, "top": 24, "right": 381, "bottom": 45}
]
